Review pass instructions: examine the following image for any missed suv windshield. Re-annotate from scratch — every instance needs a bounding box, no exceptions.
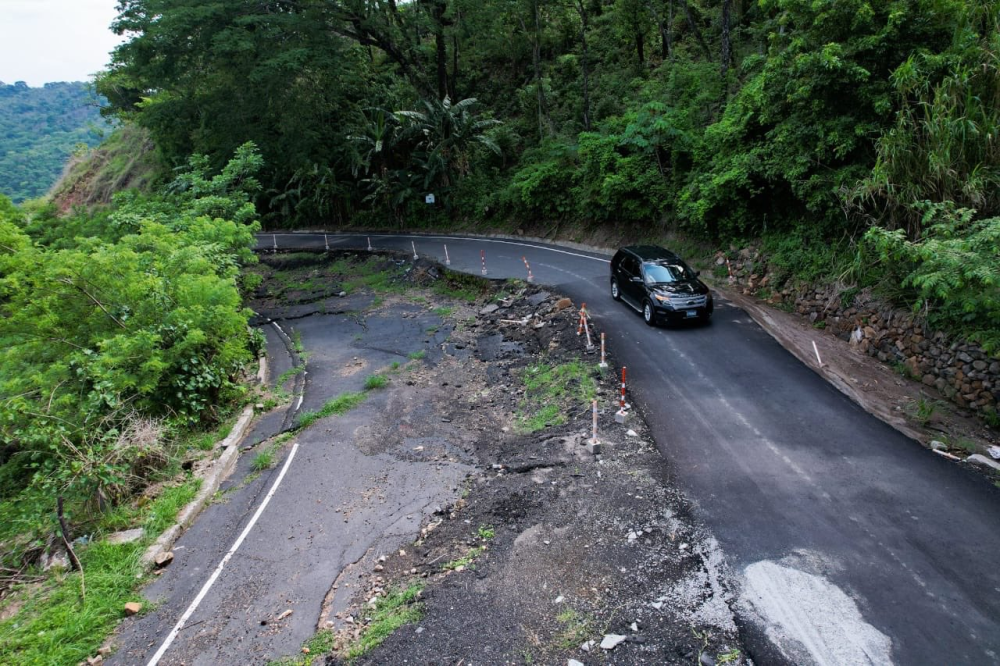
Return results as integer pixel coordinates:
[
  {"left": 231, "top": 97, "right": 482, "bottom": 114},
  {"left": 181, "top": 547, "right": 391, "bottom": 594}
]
[{"left": 643, "top": 262, "right": 694, "bottom": 284}]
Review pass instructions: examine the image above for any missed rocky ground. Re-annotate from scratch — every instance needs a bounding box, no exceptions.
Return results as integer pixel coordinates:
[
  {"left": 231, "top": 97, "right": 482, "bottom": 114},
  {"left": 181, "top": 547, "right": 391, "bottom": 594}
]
[{"left": 251, "top": 252, "right": 747, "bottom": 665}]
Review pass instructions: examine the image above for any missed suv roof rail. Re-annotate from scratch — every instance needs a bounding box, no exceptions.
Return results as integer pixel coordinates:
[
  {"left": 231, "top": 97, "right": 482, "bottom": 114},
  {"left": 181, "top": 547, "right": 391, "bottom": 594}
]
[{"left": 623, "top": 245, "right": 680, "bottom": 261}]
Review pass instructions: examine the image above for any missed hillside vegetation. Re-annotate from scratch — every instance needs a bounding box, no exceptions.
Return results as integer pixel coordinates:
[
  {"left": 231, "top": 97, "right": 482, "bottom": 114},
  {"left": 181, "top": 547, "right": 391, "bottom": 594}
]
[
  {"left": 0, "top": 146, "right": 262, "bottom": 588},
  {"left": 48, "top": 123, "right": 164, "bottom": 212},
  {"left": 0, "top": 81, "right": 107, "bottom": 203},
  {"left": 92, "top": 0, "right": 1000, "bottom": 350}
]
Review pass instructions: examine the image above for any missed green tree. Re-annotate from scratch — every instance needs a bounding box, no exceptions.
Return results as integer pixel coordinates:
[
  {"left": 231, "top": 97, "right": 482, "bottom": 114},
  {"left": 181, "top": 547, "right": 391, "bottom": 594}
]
[
  {"left": 100, "top": 0, "right": 370, "bottom": 223},
  {"left": 0, "top": 145, "right": 262, "bottom": 501},
  {"left": 859, "top": 0, "right": 1000, "bottom": 237}
]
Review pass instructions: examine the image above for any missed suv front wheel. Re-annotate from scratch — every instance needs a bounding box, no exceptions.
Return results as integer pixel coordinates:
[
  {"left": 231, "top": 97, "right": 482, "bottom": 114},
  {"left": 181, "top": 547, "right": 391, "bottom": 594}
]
[
  {"left": 611, "top": 278, "right": 621, "bottom": 301},
  {"left": 643, "top": 300, "right": 655, "bottom": 326}
]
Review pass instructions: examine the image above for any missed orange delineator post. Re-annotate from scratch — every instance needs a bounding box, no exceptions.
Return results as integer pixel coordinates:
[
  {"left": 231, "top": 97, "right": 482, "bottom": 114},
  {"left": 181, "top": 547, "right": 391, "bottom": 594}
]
[
  {"left": 620, "top": 366, "right": 627, "bottom": 412},
  {"left": 522, "top": 256, "right": 535, "bottom": 282}
]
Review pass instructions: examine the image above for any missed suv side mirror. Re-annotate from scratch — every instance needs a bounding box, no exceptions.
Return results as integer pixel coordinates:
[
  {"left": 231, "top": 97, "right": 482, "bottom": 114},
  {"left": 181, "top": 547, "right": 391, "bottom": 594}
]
[
  {"left": 631, "top": 276, "right": 642, "bottom": 283},
  {"left": 695, "top": 270, "right": 701, "bottom": 277}
]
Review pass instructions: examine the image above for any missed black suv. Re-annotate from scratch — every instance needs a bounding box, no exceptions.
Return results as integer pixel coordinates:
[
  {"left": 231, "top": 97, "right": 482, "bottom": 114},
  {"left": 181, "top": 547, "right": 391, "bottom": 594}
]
[{"left": 610, "top": 245, "right": 713, "bottom": 325}]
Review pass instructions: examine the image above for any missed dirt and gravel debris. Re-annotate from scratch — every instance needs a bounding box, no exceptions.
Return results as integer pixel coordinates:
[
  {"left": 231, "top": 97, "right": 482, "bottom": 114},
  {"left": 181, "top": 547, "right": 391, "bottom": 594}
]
[{"left": 242, "top": 252, "right": 751, "bottom": 665}]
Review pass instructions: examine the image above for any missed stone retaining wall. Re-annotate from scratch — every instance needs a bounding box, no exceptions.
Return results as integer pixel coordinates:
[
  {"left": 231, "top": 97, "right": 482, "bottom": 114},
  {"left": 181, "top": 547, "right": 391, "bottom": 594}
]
[{"left": 719, "top": 248, "right": 1000, "bottom": 418}]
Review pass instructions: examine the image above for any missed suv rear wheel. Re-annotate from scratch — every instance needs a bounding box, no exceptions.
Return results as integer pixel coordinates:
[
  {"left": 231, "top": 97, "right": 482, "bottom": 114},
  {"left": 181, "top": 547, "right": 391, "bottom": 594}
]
[
  {"left": 611, "top": 278, "right": 621, "bottom": 301},
  {"left": 643, "top": 300, "right": 655, "bottom": 326}
]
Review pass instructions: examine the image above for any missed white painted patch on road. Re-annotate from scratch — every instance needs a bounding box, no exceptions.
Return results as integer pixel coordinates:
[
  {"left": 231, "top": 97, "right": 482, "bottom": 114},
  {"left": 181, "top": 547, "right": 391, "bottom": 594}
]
[
  {"left": 655, "top": 535, "right": 737, "bottom": 632},
  {"left": 741, "top": 559, "right": 893, "bottom": 666}
]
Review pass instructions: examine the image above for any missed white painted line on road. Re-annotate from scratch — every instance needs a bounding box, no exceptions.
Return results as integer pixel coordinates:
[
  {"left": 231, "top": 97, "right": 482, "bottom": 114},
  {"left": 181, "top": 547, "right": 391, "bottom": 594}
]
[
  {"left": 536, "top": 260, "right": 594, "bottom": 282},
  {"left": 296, "top": 395, "right": 304, "bottom": 411},
  {"left": 147, "top": 442, "right": 301, "bottom": 666},
  {"left": 267, "top": 233, "right": 611, "bottom": 264},
  {"left": 273, "top": 321, "right": 286, "bottom": 337}
]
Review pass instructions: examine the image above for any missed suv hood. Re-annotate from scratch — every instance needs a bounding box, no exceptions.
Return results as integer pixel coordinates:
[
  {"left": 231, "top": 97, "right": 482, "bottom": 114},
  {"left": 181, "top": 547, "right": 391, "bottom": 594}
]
[{"left": 651, "top": 281, "right": 707, "bottom": 296}]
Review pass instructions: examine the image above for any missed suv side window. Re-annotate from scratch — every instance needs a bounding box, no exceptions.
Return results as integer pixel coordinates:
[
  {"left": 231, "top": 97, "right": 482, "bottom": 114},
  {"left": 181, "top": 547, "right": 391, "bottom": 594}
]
[
  {"left": 619, "top": 255, "right": 634, "bottom": 276},
  {"left": 611, "top": 250, "right": 625, "bottom": 273}
]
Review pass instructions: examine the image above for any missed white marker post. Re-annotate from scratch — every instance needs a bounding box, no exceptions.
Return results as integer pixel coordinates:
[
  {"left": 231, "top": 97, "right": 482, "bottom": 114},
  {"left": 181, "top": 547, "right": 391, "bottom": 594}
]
[
  {"left": 324, "top": 234, "right": 329, "bottom": 252},
  {"left": 812, "top": 340, "right": 824, "bottom": 368},
  {"left": 444, "top": 244, "right": 451, "bottom": 265},
  {"left": 367, "top": 236, "right": 373, "bottom": 251},
  {"left": 599, "top": 332, "right": 608, "bottom": 369},
  {"left": 481, "top": 250, "right": 488, "bottom": 276},
  {"left": 589, "top": 399, "right": 600, "bottom": 446},
  {"left": 582, "top": 314, "right": 594, "bottom": 350},
  {"left": 412, "top": 241, "right": 419, "bottom": 260},
  {"left": 615, "top": 366, "right": 629, "bottom": 424},
  {"left": 272, "top": 233, "right": 277, "bottom": 253}
]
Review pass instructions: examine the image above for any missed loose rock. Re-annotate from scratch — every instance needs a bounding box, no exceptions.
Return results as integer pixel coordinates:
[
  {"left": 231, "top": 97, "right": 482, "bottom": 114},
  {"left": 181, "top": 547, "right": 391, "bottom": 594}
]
[
  {"left": 601, "top": 634, "right": 627, "bottom": 650},
  {"left": 965, "top": 454, "right": 1000, "bottom": 472},
  {"left": 106, "top": 528, "right": 144, "bottom": 545},
  {"left": 154, "top": 551, "right": 174, "bottom": 568}
]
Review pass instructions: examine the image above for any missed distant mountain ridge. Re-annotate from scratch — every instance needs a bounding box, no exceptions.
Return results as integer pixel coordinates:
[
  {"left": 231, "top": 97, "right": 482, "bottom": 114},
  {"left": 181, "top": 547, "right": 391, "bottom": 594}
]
[{"left": 0, "top": 80, "right": 108, "bottom": 203}]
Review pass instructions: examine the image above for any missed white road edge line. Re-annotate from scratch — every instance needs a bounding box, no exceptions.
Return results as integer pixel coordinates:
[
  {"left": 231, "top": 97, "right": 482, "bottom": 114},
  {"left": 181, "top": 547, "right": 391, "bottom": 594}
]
[
  {"left": 268, "top": 233, "right": 611, "bottom": 264},
  {"left": 147, "top": 442, "right": 301, "bottom": 666}
]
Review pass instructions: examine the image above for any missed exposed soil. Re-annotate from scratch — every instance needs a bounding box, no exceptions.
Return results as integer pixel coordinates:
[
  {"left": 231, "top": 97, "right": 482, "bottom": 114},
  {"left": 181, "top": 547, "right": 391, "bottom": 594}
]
[{"left": 245, "top": 252, "right": 747, "bottom": 664}]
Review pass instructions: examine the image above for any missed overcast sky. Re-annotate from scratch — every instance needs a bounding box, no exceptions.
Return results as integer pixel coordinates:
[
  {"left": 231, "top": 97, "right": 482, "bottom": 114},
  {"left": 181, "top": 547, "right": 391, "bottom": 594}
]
[{"left": 0, "top": 0, "right": 125, "bottom": 87}]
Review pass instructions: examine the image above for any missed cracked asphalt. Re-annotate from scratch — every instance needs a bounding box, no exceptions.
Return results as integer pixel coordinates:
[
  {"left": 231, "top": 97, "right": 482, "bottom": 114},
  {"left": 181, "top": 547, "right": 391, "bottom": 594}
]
[{"left": 109, "top": 277, "right": 474, "bottom": 665}]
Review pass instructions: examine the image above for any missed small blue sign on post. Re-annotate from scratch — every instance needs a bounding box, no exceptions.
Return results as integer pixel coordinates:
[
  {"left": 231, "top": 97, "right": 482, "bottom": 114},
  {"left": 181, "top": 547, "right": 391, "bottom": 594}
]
[{"left": 425, "top": 193, "right": 436, "bottom": 205}]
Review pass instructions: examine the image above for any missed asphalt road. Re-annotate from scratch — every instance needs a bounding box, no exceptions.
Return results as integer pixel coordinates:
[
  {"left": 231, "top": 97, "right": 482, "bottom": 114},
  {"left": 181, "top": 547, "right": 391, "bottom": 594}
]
[
  {"left": 259, "top": 232, "right": 1000, "bottom": 665},
  {"left": 110, "top": 289, "right": 474, "bottom": 665}
]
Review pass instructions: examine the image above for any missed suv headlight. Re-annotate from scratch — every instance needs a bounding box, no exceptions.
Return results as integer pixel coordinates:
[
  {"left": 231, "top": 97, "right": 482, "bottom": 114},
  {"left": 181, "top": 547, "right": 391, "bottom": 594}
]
[{"left": 653, "top": 293, "right": 671, "bottom": 303}]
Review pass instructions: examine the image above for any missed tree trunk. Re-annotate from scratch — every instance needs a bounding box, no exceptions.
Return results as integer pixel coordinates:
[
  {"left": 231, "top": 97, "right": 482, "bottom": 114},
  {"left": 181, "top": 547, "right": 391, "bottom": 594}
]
[
  {"left": 450, "top": 33, "right": 459, "bottom": 99},
  {"left": 668, "top": 0, "right": 674, "bottom": 59},
  {"left": 431, "top": 0, "right": 448, "bottom": 100},
  {"left": 721, "top": 0, "right": 732, "bottom": 77},
  {"left": 636, "top": 30, "right": 645, "bottom": 67},
  {"left": 436, "top": 28, "right": 447, "bottom": 100},
  {"left": 680, "top": 0, "right": 711, "bottom": 60},
  {"left": 646, "top": 0, "right": 670, "bottom": 61},
  {"left": 574, "top": 0, "right": 592, "bottom": 130},
  {"left": 520, "top": 1, "right": 551, "bottom": 139}
]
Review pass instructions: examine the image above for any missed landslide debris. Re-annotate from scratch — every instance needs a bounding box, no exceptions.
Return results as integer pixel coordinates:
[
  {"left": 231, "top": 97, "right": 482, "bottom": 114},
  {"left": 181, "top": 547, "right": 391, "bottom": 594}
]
[{"left": 242, "top": 251, "right": 749, "bottom": 665}]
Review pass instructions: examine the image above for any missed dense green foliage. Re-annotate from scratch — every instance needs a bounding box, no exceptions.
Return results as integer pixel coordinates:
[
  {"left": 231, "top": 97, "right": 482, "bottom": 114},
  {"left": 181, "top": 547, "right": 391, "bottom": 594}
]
[
  {"left": 865, "top": 203, "right": 1000, "bottom": 352},
  {"left": 94, "top": 0, "right": 1000, "bottom": 345},
  {"left": 0, "top": 81, "right": 107, "bottom": 203},
  {"left": 0, "top": 145, "right": 261, "bottom": 532}
]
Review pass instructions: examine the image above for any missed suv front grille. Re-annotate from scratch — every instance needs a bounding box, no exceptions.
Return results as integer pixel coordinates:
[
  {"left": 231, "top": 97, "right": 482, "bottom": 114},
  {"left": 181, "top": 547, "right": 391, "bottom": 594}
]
[{"left": 673, "top": 295, "right": 707, "bottom": 309}]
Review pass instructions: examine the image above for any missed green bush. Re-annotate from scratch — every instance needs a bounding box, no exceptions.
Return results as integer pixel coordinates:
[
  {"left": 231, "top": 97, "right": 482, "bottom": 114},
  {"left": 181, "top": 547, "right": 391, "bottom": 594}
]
[
  {"left": 0, "top": 144, "right": 262, "bottom": 506},
  {"left": 864, "top": 201, "right": 1000, "bottom": 352}
]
